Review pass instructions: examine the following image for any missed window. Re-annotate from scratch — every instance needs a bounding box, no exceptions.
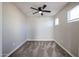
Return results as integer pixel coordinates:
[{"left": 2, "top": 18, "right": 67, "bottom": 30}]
[
  {"left": 67, "top": 5, "right": 79, "bottom": 22},
  {"left": 55, "top": 18, "right": 59, "bottom": 26}
]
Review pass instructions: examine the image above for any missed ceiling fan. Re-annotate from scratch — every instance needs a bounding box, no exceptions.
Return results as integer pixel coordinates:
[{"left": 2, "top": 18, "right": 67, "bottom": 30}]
[{"left": 30, "top": 4, "right": 51, "bottom": 16}]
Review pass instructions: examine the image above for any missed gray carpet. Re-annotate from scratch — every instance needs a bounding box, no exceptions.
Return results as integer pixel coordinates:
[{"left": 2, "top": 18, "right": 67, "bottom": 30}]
[{"left": 9, "top": 41, "right": 71, "bottom": 57}]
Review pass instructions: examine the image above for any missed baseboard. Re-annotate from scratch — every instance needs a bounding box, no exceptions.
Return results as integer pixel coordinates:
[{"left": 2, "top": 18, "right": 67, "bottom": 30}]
[
  {"left": 5, "top": 39, "right": 27, "bottom": 57},
  {"left": 27, "top": 39, "right": 54, "bottom": 41},
  {"left": 5, "top": 39, "right": 75, "bottom": 57},
  {"left": 5, "top": 39, "right": 54, "bottom": 57},
  {"left": 54, "top": 40, "right": 75, "bottom": 57}
]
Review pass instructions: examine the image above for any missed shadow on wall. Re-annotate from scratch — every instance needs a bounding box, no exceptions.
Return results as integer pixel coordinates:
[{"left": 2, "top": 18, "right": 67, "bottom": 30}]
[{"left": 54, "top": 2, "right": 79, "bottom": 57}]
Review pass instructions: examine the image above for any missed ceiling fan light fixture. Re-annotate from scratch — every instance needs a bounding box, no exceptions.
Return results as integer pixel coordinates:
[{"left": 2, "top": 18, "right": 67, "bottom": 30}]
[
  {"left": 39, "top": 11, "right": 42, "bottom": 14},
  {"left": 31, "top": 4, "right": 51, "bottom": 16}
]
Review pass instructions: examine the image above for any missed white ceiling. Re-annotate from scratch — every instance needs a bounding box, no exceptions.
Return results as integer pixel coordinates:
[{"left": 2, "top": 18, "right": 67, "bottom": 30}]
[{"left": 14, "top": 2, "right": 68, "bottom": 16}]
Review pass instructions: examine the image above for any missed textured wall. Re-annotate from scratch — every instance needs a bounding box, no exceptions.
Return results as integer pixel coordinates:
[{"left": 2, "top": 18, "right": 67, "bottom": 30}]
[
  {"left": 54, "top": 2, "right": 79, "bottom": 56},
  {"left": 0, "top": 2, "right": 2, "bottom": 57}
]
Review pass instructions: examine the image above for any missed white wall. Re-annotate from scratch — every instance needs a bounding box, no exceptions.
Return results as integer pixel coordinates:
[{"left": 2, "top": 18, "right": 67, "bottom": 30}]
[
  {"left": 26, "top": 16, "right": 54, "bottom": 41},
  {"left": 0, "top": 2, "right": 2, "bottom": 57},
  {"left": 3, "top": 3, "right": 27, "bottom": 56},
  {"left": 2, "top": 2, "right": 54, "bottom": 56},
  {"left": 54, "top": 2, "right": 79, "bottom": 56}
]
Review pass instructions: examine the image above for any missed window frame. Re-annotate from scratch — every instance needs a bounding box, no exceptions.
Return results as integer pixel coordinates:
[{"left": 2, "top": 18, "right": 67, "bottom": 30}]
[{"left": 67, "top": 5, "right": 79, "bottom": 22}]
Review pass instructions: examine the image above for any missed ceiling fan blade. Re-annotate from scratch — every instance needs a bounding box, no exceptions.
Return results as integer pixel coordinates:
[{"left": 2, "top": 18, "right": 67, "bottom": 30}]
[
  {"left": 31, "top": 7, "right": 38, "bottom": 10},
  {"left": 42, "top": 5, "right": 47, "bottom": 9},
  {"left": 42, "top": 10, "right": 51, "bottom": 13},
  {"left": 33, "top": 12, "right": 38, "bottom": 14},
  {"left": 41, "top": 13, "right": 43, "bottom": 16}
]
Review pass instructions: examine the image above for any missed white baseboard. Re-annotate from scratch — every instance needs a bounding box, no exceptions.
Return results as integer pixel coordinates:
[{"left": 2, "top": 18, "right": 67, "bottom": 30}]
[
  {"left": 54, "top": 40, "right": 75, "bottom": 57},
  {"left": 5, "top": 39, "right": 75, "bottom": 57},
  {"left": 5, "top": 39, "right": 27, "bottom": 57},
  {"left": 27, "top": 39, "right": 54, "bottom": 41},
  {"left": 5, "top": 39, "right": 54, "bottom": 57}
]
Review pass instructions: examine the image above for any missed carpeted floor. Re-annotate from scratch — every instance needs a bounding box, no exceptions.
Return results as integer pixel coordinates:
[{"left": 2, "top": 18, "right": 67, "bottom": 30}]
[{"left": 9, "top": 41, "right": 71, "bottom": 57}]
